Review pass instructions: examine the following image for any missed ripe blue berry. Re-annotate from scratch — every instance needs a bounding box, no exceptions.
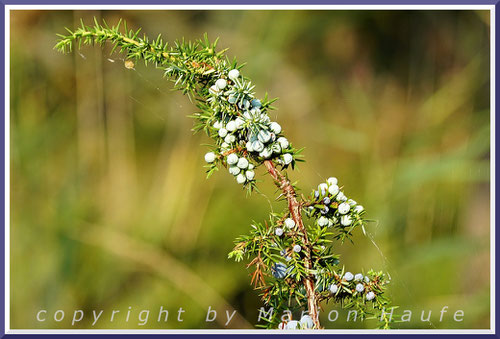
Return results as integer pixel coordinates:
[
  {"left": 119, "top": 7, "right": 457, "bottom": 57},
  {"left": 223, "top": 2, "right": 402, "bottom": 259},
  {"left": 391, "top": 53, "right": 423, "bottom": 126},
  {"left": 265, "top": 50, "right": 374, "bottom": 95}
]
[
  {"left": 329, "top": 284, "right": 338, "bottom": 294},
  {"left": 356, "top": 284, "right": 365, "bottom": 292},
  {"left": 354, "top": 273, "right": 363, "bottom": 281},
  {"left": 251, "top": 98, "right": 262, "bottom": 108},
  {"left": 323, "top": 197, "right": 331, "bottom": 205},
  {"left": 272, "top": 263, "right": 288, "bottom": 279},
  {"left": 275, "top": 228, "right": 284, "bottom": 236},
  {"left": 293, "top": 244, "right": 301, "bottom": 253}
]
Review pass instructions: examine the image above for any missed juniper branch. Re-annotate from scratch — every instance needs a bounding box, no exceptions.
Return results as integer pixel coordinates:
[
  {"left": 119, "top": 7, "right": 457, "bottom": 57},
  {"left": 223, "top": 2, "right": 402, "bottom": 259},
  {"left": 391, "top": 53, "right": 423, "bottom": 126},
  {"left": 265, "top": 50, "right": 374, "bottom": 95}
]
[{"left": 55, "top": 19, "right": 394, "bottom": 330}]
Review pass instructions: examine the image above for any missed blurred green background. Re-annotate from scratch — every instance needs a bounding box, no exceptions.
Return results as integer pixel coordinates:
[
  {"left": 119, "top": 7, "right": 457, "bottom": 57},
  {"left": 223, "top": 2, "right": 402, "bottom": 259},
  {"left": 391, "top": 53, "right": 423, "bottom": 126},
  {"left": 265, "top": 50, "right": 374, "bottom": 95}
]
[{"left": 10, "top": 10, "right": 491, "bottom": 329}]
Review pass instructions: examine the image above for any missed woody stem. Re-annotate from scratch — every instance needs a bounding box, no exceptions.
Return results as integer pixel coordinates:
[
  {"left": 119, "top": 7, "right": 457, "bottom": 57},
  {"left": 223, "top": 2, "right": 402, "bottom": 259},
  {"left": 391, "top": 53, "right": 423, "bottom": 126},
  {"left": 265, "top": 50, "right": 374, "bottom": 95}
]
[{"left": 263, "top": 160, "right": 321, "bottom": 329}]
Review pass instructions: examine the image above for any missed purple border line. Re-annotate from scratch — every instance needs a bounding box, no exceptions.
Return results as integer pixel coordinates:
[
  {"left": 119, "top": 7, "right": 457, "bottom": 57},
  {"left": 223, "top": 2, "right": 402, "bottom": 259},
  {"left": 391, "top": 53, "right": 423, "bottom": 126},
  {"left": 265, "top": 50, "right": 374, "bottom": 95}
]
[
  {"left": 0, "top": 0, "right": 499, "bottom": 5},
  {"left": 1, "top": 1, "right": 498, "bottom": 338}
]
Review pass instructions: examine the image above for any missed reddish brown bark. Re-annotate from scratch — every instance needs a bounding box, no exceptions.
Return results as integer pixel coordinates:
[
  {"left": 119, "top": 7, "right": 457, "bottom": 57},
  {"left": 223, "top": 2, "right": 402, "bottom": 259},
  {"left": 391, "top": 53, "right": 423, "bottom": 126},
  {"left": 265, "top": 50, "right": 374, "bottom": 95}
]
[{"left": 264, "top": 160, "right": 321, "bottom": 329}]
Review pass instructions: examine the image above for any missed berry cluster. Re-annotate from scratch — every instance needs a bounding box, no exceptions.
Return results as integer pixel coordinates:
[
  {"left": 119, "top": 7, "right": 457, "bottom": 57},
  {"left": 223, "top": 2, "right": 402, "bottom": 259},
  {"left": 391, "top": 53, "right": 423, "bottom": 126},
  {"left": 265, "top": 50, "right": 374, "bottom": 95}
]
[
  {"left": 203, "top": 69, "right": 295, "bottom": 185},
  {"left": 278, "top": 315, "right": 315, "bottom": 330},
  {"left": 306, "top": 177, "right": 365, "bottom": 237},
  {"left": 326, "top": 271, "right": 378, "bottom": 301}
]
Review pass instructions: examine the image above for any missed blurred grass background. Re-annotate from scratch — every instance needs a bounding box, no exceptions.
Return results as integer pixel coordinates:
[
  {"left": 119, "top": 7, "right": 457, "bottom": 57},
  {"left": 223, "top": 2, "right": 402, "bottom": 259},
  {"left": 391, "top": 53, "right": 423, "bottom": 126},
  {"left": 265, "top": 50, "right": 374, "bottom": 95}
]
[{"left": 9, "top": 10, "right": 490, "bottom": 329}]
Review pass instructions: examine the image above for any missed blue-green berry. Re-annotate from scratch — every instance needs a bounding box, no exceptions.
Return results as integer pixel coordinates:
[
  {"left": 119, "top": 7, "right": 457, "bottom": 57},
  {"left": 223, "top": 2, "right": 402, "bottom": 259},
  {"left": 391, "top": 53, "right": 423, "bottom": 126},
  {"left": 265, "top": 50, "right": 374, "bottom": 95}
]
[
  {"left": 228, "top": 69, "right": 240, "bottom": 81},
  {"left": 300, "top": 315, "right": 314, "bottom": 329},
  {"left": 272, "top": 263, "right": 288, "bottom": 279},
  {"left": 236, "top": 173, "right": 246, "bottom": 184},
  {"left": 277, "top": 137, "right": 289, "bottom": 149},
  {"left": 224, "top": 134, "right": 236, "bottom": 144},
  {"left": 317, "top": 216, "right": 329, "bottom": 227},
  {"left": 251, "top": 98, "right": 262, "bottom": 108},
  {"left": 215, "top": 78, "right": 227, "bottom": 90},
  {"left": 340, "top": 215, "right": 352, "bottom": 226},
  {"left": 344, "top": 272, "right": 354, "bottom": 281},
  {"left": 269, "top": 122, "right": 282, "bottom": 134},
  {"left": 204, "top": 152, "right": 216, "bottom": 163},
  {"left": 229, "top": 166, "right": 240, "bottom": 176},
  {"left": 366, "top": 291, "right": 375, "bottom": 301},
  {"left": 245, "top": 170, "right": 255, "bottom": 180},
  {"left": 327, "top": 177, "right": 338, "bottom": 186},
  {"left": 283, "top": 153, "right": 293, "bottom": 165},
  {"left": 338, "top": 202, "right": 350, "bottom": 214},
  {"left": 237, "top": 157, "right": 249, "bottom": 169},
  {"left": 284, "top": 218, "right": 296, "bottom": 229},
  {"left": 259, "top": 148, "right": 272, "bottom": 159},
  {"left": 328, "top": 184, "right": 339, "bottom": 196},
  {"left": 285, "top": 320, "right": 298, "bottom": 330},
  {"left": 227, "top": 153, "right": 238, "bottom": 165},
  {"left": 218, "top": 128, "right": 228, "bottom": 138}
]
